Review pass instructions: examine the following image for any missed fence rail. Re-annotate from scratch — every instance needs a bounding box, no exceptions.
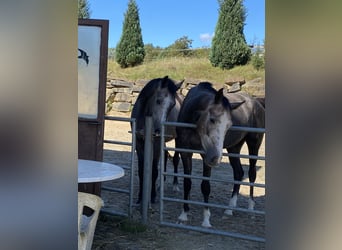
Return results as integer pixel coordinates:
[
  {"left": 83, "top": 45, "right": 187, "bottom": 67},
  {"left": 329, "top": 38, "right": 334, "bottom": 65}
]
[
  {"left": 102, "top": 116, "right": 136, "bottom": 217},
  {"left": 159, "top": 120, "right": 266, "bottom": 242}
]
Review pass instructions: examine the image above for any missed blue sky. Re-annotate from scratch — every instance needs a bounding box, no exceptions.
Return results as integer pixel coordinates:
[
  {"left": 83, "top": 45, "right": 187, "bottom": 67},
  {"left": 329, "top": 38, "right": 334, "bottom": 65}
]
[{"left": 87, "top": 0, "right": 264, "bottom": 48}]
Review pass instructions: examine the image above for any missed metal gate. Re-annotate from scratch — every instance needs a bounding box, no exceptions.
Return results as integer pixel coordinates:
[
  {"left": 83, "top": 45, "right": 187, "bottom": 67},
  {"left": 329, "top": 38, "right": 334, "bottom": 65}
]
[
  {"left": 159, "top": 121, "right": 266, "bottom": 243},
  {"left": 101, "top": 115, "right": 265, "bottom": 243},
  {"left": 101, "top": 115, "right": 136, "bottom": 217}
]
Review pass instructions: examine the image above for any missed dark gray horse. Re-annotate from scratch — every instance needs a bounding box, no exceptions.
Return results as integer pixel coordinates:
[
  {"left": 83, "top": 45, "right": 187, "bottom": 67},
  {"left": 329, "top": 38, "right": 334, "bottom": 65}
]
[
  {"left": 176, "top": 82, "right": 243, "bottom": 227},
  {"left": 131, "top": 76, "right": 183, "bottom": 203},
  {"left": 223, "top": 92, "right": 265, "bottom": 215}
]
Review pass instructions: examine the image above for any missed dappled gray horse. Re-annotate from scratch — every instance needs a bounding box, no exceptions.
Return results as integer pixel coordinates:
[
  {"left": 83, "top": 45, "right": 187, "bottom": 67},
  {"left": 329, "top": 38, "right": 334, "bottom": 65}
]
[
  {"left": 176, "top": 82, "right": 243, "bottom": 227},
  {"left": 131, "top": 76, "right": 182, "bottom": 204}
]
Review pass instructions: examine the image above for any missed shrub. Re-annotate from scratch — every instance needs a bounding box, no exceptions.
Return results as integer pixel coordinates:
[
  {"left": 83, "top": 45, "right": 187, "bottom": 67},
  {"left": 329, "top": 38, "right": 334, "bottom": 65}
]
[{"left": 251, "top": 47, "right": 265, "bottom": 70}]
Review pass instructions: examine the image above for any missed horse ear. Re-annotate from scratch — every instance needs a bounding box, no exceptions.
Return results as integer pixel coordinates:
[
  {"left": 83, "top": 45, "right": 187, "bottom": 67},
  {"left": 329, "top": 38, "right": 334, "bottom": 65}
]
[
  {"left": 230, "top": 101, "right": 245, "bottom": 110},
  {"left": 175, "top": 79, "right": 184, "bottom": 90},
  {"left": 214, "top": 88, "right": 224, "bottom": 104},
  {"left": 161, "top": 76, "right": 169, "bottom": 88}
]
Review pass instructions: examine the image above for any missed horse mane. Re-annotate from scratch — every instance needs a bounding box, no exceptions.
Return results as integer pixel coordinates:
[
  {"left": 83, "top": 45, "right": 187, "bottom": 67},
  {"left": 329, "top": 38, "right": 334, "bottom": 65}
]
[
  {"left": 132, "top": 80, "right": 159, "bottom": 122},
  {"left": 179, "top": 82, "right": 231, "bottom": 124},
  {"left": 136, "top": 78, "right": 161, "bottom": 102},
  {"left": 196, "top": 82, "right": 230, "bottom": 109},
  {"left": 197, "top": 82, "right": 216, "bottom": 94}
]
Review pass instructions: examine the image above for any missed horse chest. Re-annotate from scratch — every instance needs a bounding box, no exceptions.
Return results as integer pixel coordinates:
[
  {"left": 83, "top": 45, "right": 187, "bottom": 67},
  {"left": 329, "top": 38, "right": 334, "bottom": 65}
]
[{"left": 224, "top": 130, "right": 247, "bottom": 148}]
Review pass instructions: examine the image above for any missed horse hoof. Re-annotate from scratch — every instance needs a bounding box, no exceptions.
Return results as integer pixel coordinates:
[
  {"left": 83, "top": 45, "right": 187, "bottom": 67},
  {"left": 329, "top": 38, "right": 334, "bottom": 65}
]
[
  {"left": 201, "top": 221, "right": 212, "bottom": 228},
  {"left": 178, "top": 210, "right": 188, "bottom": 222},
  {"left": 173, "top": 185, "right": 180, "bottom": 192},
  {"left": 177, "top": 220, "right": 187, "bottom": 225},
  {"left": 223, "top": 209, "right": 233, "bottom": 216}
]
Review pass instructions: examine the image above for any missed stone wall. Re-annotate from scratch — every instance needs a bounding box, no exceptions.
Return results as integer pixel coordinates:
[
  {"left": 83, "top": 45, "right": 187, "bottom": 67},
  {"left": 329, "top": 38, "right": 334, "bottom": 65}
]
[{"left": 105, "top": 77, "right": 264, "bottom": 114}]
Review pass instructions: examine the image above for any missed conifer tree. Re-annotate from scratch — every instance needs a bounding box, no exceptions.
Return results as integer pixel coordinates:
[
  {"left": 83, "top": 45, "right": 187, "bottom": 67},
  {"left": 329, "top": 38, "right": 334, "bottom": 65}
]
[
  {"left": 210, "top": 0, "right": 251, "bottom": 69},
  {"left": 116, "top": 0, "right": 145, "bottom": 68}
]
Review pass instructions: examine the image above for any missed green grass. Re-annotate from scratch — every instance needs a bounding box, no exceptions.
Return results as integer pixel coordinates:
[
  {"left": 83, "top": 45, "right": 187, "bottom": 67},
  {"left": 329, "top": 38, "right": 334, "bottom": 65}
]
[
  {"left": 99, "top": 214, "right": 147, "bottom": 233},
  {"left": 107, "top": 57, "right": 264, "bottom": 86}
]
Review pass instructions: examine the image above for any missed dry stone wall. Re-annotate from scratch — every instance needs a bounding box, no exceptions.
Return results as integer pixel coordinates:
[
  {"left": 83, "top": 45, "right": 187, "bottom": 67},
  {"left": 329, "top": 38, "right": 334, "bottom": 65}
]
[{"left": 105, "top": 77, "right": 265, "bottom": 114}]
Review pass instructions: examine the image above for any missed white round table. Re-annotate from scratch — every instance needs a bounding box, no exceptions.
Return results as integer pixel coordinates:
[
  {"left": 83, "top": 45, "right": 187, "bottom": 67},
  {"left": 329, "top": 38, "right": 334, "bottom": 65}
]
[{"left": 78, "top": 159, "right": 125, "bottom": 183}]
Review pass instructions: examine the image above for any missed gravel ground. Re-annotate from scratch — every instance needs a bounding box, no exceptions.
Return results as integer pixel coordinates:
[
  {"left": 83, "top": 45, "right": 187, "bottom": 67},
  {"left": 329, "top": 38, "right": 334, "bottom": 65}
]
[{"left": 92, "top": 111, "right": 265, "bottom": 250}]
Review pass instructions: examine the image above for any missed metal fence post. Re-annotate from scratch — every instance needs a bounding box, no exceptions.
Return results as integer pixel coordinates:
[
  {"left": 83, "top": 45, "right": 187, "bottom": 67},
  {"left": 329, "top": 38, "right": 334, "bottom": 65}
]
[
  {"left": 129, "top": 118, "right": 136, "bottom": 217},
  {"left": 159, "top": 121, "right": 166, "bottom": 223},
  {"left": 142, "top": 116, "right": 153, "bottom": 224}
]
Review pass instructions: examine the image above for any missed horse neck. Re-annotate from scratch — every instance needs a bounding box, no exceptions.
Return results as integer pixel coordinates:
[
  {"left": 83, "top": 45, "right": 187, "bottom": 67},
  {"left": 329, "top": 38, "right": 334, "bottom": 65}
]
[{"left": 132, "top": 97, "right": 151, "bottom": 130}]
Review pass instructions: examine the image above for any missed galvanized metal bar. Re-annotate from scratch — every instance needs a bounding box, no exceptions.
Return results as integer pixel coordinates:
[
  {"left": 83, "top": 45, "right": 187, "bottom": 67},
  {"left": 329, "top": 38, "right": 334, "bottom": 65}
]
[
  {"left": 164, "top": 146, "right": 266, "bottom": 161},
  {"left": 224, "top": 152, "right": 266, "bottom": 161},
  {"left": 163, "top": 121, "right": 196, "bottom": 128},
  {"left": 100, "top": 208, "right": 128, "bottom": 218},
  {"left": 159, "top": 122, "right": 166, "bottom": 223},
  {"left": 129, "top": 118, "right": 136, "bottom": 217},
  {"left": 229, "top": 126, "right": 265, "bottom": 133},
  {"left": 162, "top": 171, "right": 265, "bottom": 188},
  {"left": 104, "top": 115, "right": 132, "bottom": 122},
  {"left": 162, "top": 197, "right": 265, "bottom": 215},
  {"left": 165, "top": 146, "right": 204, "bottom": 155},
  {"left": 101, "top": 186, "right": 130, "bottom": 194},
  {"left": 162, "top": 121, "right": 265, "bottom": 134},
  {"left": 160, "top": 221, "right": 265, "bottom": 243},
  {"left": 142, "top": 116, "right": 153, "bottom": 224},
  {"left": 103, "top": 139, "right": 132, "bottom": 146}
]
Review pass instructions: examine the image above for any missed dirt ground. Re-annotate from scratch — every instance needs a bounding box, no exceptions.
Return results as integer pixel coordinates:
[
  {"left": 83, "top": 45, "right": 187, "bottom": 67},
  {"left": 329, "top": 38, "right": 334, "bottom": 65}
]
[{"left": 92, "top": 111, "right": 265, "bottom": 250}]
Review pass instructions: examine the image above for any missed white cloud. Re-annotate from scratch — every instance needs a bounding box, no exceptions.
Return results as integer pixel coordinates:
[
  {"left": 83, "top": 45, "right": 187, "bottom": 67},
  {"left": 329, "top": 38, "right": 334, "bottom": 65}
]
[{"left": 199, "top": 33, "right": 214, "bottom": 43}]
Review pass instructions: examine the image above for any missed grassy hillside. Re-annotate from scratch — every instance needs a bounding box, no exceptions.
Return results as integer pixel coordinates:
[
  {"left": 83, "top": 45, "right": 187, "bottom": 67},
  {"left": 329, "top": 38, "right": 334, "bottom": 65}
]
[{"left": 107, "top": 57, "right": 265, "bottom": 86}]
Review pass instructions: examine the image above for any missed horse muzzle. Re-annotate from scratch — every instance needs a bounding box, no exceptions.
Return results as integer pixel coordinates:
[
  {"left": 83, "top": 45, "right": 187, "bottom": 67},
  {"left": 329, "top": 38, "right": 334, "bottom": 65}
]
[{"left": 205, "top": 156, "right": 222, "bottom": 168}]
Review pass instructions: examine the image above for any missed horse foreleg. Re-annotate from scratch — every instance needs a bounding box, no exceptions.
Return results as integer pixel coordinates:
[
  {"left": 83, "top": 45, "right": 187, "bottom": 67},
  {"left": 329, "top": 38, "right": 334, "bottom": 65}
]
[
  {"left": 178, "top": 177, "right": 191, "bottom": 223},
  {"left": 178, "top": 153, "right": 192, "bottom": 223},
  {"left": 151, "top": 156, "right": 160, "bottom": 204},
  {"left": 172, "top": 151, "right": 180, "bottom": 192},
  {"left": 201, "top": 165, "right": 212, "bottom": 227},
  {"left": 224, "top": 152, "right": 244, "bottom": 216},
  {"left": 247, "top": 147, "right": 261, "bottom": 209},
  {"left": 163, "top": 150, "right": 169, "bottom": 182},
  {"left": 246, "top": 133, "right": 263, "bottom": 210},
  {"left": 248, "top": 165, "right": 256, "bottom": 210}
]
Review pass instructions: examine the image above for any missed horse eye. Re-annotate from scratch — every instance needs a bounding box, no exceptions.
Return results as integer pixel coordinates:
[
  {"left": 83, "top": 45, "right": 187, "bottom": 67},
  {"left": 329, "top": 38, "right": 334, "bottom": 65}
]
[
  {"left": 210, "top": 118, "right": 216, "bottom": 124},
  {"left": 156, "top": 99, "right": 162, "bottom": 105}
]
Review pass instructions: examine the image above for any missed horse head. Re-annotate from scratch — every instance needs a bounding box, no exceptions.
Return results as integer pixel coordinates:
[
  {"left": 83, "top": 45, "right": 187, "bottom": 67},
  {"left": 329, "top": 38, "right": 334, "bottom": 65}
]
[
  {"left": 191, "top": 84, "right": 243, "bottom": 167},
  {"left": 132, "top": 76, "right": 183, "bottom": 136}
]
